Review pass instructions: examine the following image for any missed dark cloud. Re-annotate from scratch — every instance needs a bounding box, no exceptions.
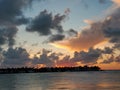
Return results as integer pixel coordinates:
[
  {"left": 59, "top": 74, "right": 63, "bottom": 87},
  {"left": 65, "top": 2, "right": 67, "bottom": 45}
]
[
  {"left": 33, "top": 53, "right": 54, "bottom": 67},
  {"left": 104, "top": 28, "right": 120, "bottom": 43},
  {"left": 42, "top": 48, "right": 51, "bottom": 54},
  {"left": 115, "top": 55, "right": 120, "bottom": 63},
  {"left": 26, "top": 10, "right": 52, "bottom": 35},
  {"left": 71, "top": 48, "right": 102, "bottom": 64},
  {"left": 0, "top": 0, "right": 41, "bottom": 47},
  {"left": 0, "top": 47, "right": 3, "bottom": 52},
  {"left": 98, "top": 0, "right": 107, "bottom": 4},
  {"left": 14, "top": 17, "right": 30, "bottom": 25},
  {"left": 0, "top": 48, "right": 61, "bottom": 68},
  {"left": 102, "top": 47, "right": 113, "bottom": 54},
  {"left": 102, "top": 7, "right": 120, "bottom": 44},
  {"left": 101, "top": 54, "right": 120, "bottom": 64},
  {"left": 56, "top": 46, "right": 115, "bottom": 65},
  {"left": 0, "top": 26, "right": 18, "bottom": 47},
  {"left": 67, "top": 29, "right": 78, "bottom": 36},
  {"left": 101, "top": 58, "right": 114, "bottom": 64},
  {"left": 0, "top": 46, "right": 118, "bottom": 67},
  {"left": 114, "top": 43, "right": 120, "bottom": 49},
  {"left": 48, "top": 34, "right": 65, "bottom": 43},
  {"left": 52, "top": 13, "right": 66, "bottom": 33},
  {"left": 26, "top": 10, "right": 66, "bottom": 35},
  {"left": 56, "top": 55, "right": 76, "bottom": 67},
  {"left": 48, "top": 52, "right": 59, "bottom": 60},
  {"left": 1, "top": 47, "right": 30, "bottom": 68},
  {"left": 32, "top": 49, "right": 61, "bottom": 67},
  {"left": 0, "top": 48, "right": 4, "bottom": 65},
  {"left": 0, "top": 0, "right": 46, "bottom": 48},
  {"left": 0, "top": 0, "right": 33, "bottom": 25}
]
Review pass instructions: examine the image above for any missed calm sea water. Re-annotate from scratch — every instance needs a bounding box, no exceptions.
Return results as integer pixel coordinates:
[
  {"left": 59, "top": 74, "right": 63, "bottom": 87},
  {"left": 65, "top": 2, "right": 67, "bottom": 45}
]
[{"left": 0, "top": 71, "right": 120, "bottom": 90}]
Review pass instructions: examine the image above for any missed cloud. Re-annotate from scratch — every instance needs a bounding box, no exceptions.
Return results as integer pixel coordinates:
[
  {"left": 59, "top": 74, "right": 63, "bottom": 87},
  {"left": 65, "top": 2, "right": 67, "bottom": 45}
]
[
  {"left": 101, "top": 54, "right": 120, "bottom": 64},
  {"left": 48, "top": 52, "right": 59, "bottom": 60},
  {"left": 115, "top": 55, "right": 120, "bottom": 63},
  {"left": 56, "top": 47, "right": 113, "bottom": 66},
  {"left": 103, "top": 7, "right": 120, "bottom": 44},
  {"left": 83, "top": 19, "right": 94, "bottom": 24},
  {"left": 67, "top": 29, "right": 78, "bottom": 36},
  {"left": 0, "top": 46, "right": 118, "bottom": 68},
  {"left": 0, "top": 26, "right": 18, "bottom": 47},
  {"left": 47, "top": 34, "right": 65, "bottom": 43},
  {"left": 0, "top": 47, "right": 60, "bottom": 68},
  {"left": 32, "top": 49, "right": 61, "bottom": 67},
  {"left": 26, "top": 10, "right": 66, "bottom": 35},
  {"left": 114, "top": 43, "right": 120, "bottom": 49},
  {"left": 53, "top": 1, "right": 120, "bottom": 51},
  {"left": 1, "top": 47, "right": 31, "bottom": 68},
  {"left": 14, "top": 17, "right": 30, "bottom": 25},
  {"left": 55, "top": 23, "right": 106, "bottom": 51},
  {"left": 102, "top": 47, "right": 113, "bottom": 54},
  {"left": 0, "top": 48, "right": 4, "bottom": 65},
  {"left": 56, "top": 46, "right": 115, "bottom": 66},
  {"left": 64, "top": 8, "right": 70, "bottom": 15},
  {"left": 104, "top": 28, "right": 120, "bottom": 43},
  {"left": 0, "top": 48, "right": 61, "bottom": 68},
  {"left": 32, "top": 54, "right": 54, "bottom": 67},
  {"left": 56, "top": 55, "right": 76, "bottom": 67},
  {"left": 0, "top": 0, "right": 33, "bottom": 25},
  {"left": 0, "top": 0, "right": 119, "bottom": 68},
  {"left": 42, "top": 48, "right": 51, "bottom": 54},
  {"left": 101, "top": 56, "right": 114, "bottom": 64},
  {"left": 71, "top": 48, "right": 102, "bottom": 64},
  {"left": 112, "top": 0, "right": 120, "bottom": 5},
  {"left": 0, "top": 0, "right": 41, "bottom": 47},
  {"left": 31, "top": 43, "right": 38, "bottom": 46},
  {"left": 98, "top": 0, "right": 107, "bottom": 4}
]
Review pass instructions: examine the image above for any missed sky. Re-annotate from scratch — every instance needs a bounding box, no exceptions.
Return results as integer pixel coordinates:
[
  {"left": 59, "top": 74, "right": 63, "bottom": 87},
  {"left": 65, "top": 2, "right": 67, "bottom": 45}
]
[{"left": 0, "top": 0, "right": 120, "bottom": 70}]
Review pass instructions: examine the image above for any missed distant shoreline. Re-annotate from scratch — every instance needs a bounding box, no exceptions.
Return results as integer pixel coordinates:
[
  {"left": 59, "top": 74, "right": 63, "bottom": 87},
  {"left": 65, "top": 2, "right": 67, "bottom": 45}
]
[{"left": 0, "top": 66, "right": 102, "bottom": 74}]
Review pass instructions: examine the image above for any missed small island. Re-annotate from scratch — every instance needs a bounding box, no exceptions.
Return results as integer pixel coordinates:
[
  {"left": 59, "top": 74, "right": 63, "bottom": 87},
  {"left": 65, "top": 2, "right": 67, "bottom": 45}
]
[{"left": 0, "top": 65, "right": 101, "bottom": 74}]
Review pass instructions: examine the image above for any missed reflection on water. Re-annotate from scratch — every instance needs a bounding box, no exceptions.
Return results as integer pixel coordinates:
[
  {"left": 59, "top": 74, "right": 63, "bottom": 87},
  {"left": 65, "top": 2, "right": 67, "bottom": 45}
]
[{"left": 0, "top": 71, "right": 120, "bottom": 90}]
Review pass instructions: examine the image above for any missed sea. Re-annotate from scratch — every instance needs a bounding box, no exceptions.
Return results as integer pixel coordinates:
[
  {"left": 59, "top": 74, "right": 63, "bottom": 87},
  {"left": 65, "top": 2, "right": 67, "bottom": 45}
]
[{"left": 0, "top": 71, "right": 120, "bottom": 90}]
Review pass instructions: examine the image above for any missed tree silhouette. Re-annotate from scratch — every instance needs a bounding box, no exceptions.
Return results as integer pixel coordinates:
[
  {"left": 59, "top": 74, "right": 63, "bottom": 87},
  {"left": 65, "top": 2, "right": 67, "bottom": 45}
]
[{"left": 0, "top": 65, "right": 102, "bottom": 74}]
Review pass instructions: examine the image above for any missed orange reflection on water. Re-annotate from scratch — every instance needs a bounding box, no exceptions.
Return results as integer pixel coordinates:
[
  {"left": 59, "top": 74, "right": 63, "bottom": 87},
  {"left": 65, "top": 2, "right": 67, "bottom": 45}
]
[
  {"left": 98, "top": 82, "right": 120, "bottom": 89},
  {"left": 48, "top": 74, "right": 79, "bottom": 90}
]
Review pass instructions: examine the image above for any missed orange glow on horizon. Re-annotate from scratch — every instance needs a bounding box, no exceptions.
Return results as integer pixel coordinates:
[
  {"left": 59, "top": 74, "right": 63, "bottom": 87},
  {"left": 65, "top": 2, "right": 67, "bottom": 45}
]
[
  {"left": 96, "top": 62, "right": 120, "bottom": 70},
  {"left": 35, "top": 64, "right": 46, "bottom": 68}
]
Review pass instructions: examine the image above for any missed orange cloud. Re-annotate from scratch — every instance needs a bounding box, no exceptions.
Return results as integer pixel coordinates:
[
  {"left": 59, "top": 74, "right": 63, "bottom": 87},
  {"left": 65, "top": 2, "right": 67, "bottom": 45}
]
[
  {"left": 112, "top": 0, "right": 120, "bottom": 5},
  {"left": 84, "top": 19, "right": 94, "bottom": 24},
  {"left": 53, "top": 22, "right": 107, "bottom": 51}
]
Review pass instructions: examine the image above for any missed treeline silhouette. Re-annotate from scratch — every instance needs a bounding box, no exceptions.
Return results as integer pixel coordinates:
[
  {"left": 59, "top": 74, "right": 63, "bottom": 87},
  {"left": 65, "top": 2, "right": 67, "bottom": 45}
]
[{"left": 0, "top": 66, "right": 101, "bottom": 74}]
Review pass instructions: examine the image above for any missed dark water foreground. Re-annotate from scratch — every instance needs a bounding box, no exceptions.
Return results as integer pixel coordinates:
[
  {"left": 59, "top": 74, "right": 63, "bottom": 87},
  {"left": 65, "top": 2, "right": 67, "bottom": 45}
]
[{"left": 0, "top": 71, "right": 120, "bottom": 90}]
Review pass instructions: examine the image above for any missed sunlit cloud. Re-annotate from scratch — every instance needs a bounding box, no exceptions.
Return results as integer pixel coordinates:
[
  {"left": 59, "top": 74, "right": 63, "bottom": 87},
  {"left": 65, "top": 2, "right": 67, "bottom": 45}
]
[
  {"left": 83, "top": 19, "right": 94, "bottom": 24},
  {"left": 112, "top": 0, "right": 120, "bottom": 5}
]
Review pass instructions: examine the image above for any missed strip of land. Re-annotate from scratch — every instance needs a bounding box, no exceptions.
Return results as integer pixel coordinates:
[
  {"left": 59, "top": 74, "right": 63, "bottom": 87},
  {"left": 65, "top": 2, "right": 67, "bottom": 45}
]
[{"left": 0, "top": 66, "right": 102, "bottom": 74}]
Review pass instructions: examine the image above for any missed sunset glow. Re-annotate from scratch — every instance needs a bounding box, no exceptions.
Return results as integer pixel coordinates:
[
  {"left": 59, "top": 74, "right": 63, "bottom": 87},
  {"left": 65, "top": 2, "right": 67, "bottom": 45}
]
[{"left": 0, "top": 0, "right": 120, "bottom": 70}]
